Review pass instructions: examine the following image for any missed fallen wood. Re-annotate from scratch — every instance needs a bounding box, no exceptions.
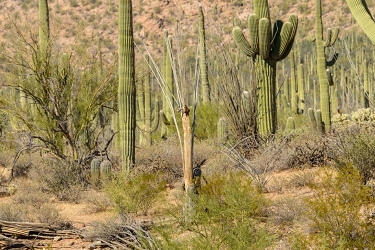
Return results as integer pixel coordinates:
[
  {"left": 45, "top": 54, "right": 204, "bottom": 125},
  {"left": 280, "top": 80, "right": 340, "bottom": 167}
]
[{"left": 0, "top": 220, "right": 79, "bottom": 239}]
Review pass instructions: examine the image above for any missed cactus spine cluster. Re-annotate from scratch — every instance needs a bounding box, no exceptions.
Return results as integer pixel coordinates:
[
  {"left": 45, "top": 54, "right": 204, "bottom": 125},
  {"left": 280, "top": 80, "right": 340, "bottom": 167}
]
[
  {"left": 233, "top": 0, "right": 298, "bottom": 136},
  {"left": 118, "top": 0, "right": 136, "bottom": 170},
  {"left": 315, "top": 0, "right": 339, "bottom": 132},
  {"left": 199, "top": 5, "right": 211, "bottom": 103}
]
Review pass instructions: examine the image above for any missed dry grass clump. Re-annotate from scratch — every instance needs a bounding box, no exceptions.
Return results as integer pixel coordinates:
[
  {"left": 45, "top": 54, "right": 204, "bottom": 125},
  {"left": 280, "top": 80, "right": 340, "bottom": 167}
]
[
  {"left": 267, "top": 196, "right": 305, "bottom": 226},
  {"left": 83, "top": 190, "right": 112, "bottom": 214}
]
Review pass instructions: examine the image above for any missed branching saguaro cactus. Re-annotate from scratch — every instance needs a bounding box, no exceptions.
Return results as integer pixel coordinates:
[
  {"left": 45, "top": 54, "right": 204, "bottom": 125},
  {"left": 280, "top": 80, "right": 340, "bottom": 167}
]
[
  {"left": 315, "top": 0, "right": 339, "bottom": 132},
  {"left": 199, "top": 5, "right": 211, "bottom": 103},
  {"left": 118, "top": 0, "right": 136, "bottom": 170},
  {"left": 233, "top": 0, "right": 298, "bottom": 137}
]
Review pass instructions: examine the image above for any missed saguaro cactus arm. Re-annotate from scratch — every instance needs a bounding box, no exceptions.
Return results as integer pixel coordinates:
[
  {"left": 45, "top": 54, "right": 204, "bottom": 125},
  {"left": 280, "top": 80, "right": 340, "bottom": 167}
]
[{"left": 345, "top": 0, "right": 375, "bottom": 44}]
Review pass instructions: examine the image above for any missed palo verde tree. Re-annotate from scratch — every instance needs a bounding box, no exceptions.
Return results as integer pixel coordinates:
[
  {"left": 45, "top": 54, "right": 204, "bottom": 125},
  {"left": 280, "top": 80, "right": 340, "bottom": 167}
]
[
  {"left": 118, "top": 0, "right": 136, "bottom": 170},
  {"left": 233, "top": 0, "right": 298, "bottom": 137},
  {"left": 0, "top": 5, "right": 117, "bottom": 164}
]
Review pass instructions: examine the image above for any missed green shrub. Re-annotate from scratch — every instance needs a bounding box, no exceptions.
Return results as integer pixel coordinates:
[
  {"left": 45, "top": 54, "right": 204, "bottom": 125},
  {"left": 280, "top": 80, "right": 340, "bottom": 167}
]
[
  {"left": 194, "top": 103, "right": 220, "bottom": 140},
  {"left": 331, "top": 129, "right": 375, "bottom": 184},
  {"left": 157, "top": 173, "right": 275, "bottom": 249},
  {"left": 305, "top": 166, "right": 375, "bottom": 249},
  {"left": 104, "top": 172, "right": 166, "bottom": 216}
]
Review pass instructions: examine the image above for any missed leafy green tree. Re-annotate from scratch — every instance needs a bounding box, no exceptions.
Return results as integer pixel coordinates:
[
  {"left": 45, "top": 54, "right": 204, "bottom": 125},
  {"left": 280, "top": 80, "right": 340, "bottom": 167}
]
[{"left": 0, "top": 21, "right": 117, "bottom": 164}]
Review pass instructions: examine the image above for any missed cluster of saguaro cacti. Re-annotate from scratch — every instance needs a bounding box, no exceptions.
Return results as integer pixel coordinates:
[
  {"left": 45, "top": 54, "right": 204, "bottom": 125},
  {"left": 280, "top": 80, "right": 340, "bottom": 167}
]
[
  {"left": 233, "top": 0, "right": 298, "bottom": 137},
  {"left": 118, "top": 0, "right": 136, "bottom": 170},
  {"left": 199, "top": 5, "right": 211, "bottom": 103},
  {"left": 315, "top": 0, "right": 339, "bottom": 132}
]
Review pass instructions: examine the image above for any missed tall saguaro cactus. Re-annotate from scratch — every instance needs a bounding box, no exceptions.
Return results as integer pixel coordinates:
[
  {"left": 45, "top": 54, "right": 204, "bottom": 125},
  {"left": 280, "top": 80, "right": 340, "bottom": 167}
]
[
  {"left": 315, "top": 0, "right": 339, "bottom": 132},
  {"left": 39, "top": 0, "right": 49, "bottom": 59},
  {"left": 118, "top": 0, "right": 136, "bottom": 170},
  {"left": 199, "top": 5, "right": 211, "bottom": 103},
  {"left": 233, "top": 0, "right": 298, "bottom": 136}
]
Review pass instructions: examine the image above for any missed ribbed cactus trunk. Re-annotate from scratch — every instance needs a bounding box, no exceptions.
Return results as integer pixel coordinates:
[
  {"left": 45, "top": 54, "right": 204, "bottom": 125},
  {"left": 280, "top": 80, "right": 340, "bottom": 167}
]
[
  {"left": 199, "top": 5, "right": 211, "bottom": 103},
  {"left": 118, "top": 0, "right": 136, "bottom": 170},
  {"left": 290, "top": 51, "right": 298, "bottom": 114},
  {"left": 39, "top": 0, "right": 49, "bottom": 59},
  {"left": 345, "top": 0, "right": 375, "bottom": 44},
  {"left": 255, "top": 57, "right": 277, "bottom": 136},
  {"left": 316, "top": 0, "right": 330, "bottom": 131}
]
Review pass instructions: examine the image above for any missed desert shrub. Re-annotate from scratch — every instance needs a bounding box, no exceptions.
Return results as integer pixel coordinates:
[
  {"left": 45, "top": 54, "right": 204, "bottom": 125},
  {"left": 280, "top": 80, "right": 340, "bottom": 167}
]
[
  {"left": 84, "top": 217, "right": 159, "bottom": 249},
  {"left": 84, "top": 191, "right": 112, "bottom": 214},
  {"left": 36, "top": 204, "right": 62, "bottom": 225},
  {"left": 135, "top": 136, "right": 183, "bottom": 185},
  {"left": 35, "top": 159, "right": 84, "bottom": 203},
  {"left": 104, "top": 171, "right": 166, "bottom": 216},
  {"left": 305, "top": 166, "right": 375, "bottom": 249},
  {"left": 157, "top": 172, "right": 274, "bottom": 249},
  {"left": 280, "top": 133, "right": 332, "bottom": 169},
  {"left": 12, "top": 180, "right": 50, "bottom": 208},
  {"left": 0, "top": 203, "right": 28, "bottom": 222},
  {"left": 267, "top": 196, "right": 305, "bottom": 226},
  {"left": 330, "top": 129, "right": 375, "bottom": 184},
  {"left": 287, "top": 168, "right": 317, "bottom": 188}
]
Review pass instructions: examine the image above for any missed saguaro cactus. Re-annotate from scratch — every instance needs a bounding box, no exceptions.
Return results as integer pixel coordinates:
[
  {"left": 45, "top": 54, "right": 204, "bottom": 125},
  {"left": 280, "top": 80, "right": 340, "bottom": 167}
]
[
  {"left": 345, "top": 0, "right": 375, "bottom": 44},
  {"left": 315, "top": 0, "right": 339, "bottom": 132},
  {"left": 118, "top": 0, "right": 136, "bottom": 170},
  {"left": 233, "top": 0, "right": 298, "bottom": 136},
  {"left": 39, "top": 0, "right": 49, "bottom": 59},
  {"left": 199, "top": 5, "right": 211, "bottom": 103}
]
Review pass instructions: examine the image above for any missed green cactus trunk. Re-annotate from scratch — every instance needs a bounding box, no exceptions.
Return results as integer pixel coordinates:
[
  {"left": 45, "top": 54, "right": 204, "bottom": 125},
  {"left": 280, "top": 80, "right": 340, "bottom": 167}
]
[
  {"left": 297, "top": 63, "right": 305, "bottom": 114},
  {"left": 39, "top": 0, "right": 49, "bottom": 59},
  {"left": 118, "top": 0, "right": 136, "bottom": 170},
  {"left": 345, "top": 0, "right": 375, "bottom": 44},
  {"left": 290, "top": 51, "right": 298, "bottom": 114},
  {"left": 255, "top": 57, "right": 277, "bottom": 136},
  {"left": 199, "top": 5, "right": 211, "bottom": 103},
  {"left": 217, "top": 117, "right": 228, "bottom": 143}
]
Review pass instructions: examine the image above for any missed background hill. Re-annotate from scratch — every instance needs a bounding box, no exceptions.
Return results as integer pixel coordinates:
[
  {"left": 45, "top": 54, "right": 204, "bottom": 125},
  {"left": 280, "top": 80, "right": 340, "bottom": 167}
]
[{"left": 0, "top": 0, "right": 372, "bottom": 58}]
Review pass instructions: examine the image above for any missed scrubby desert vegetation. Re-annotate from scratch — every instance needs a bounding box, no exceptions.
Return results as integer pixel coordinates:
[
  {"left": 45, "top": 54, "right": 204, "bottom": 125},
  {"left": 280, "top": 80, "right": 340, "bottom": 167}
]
[{"left": 0, "top": 0, "right": 375, "bottom": 249}]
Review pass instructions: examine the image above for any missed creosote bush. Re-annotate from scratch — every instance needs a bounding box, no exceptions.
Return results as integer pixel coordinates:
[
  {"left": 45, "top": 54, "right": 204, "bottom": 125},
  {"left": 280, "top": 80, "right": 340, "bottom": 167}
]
[
  {"left": 156, "top": 172, "right": 274, "bottom": 249},
  {"left": 104, "top": 171, "right": 166, "bottom": 216},
  {"left": 304, "top": 166, "right": 375, "bottom": 249}
]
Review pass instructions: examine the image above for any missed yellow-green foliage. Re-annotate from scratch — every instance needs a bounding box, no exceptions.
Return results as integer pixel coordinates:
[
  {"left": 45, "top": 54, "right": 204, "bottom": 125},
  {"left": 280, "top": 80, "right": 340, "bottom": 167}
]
[
  {"left": 194, "top": 103, "right": 220, "bottom": 140},
  {"left": 104, "top": 172, "right": 166, "bottom": 216},
  {"left": 305, "top": 166, "right": 375, "bottom": 249},
  {"left": 157, "top": 173, "right": 274, "bottom": 249}
]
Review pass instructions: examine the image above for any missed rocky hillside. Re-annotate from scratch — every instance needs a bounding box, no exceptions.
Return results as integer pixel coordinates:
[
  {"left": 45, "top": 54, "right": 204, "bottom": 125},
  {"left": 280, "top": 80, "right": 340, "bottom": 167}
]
[{"left": 0, "top": 0, "right": 372, "bottom": 58}]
